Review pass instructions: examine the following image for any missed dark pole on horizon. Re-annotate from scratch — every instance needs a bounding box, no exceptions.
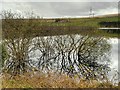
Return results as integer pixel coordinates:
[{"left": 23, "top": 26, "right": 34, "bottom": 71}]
[
  {"left": 89, "top": 7, "right": 92, "bottom": 18},
  {"left": 89, "top": 7, "right": 94, "bottom": 18},
  {"left": 93, "top": 12, "right": 95, "bottom": 17}
]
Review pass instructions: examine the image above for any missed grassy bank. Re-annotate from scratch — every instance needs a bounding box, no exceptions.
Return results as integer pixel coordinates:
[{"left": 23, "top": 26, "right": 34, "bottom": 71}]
[{"left": 1, "top": 72, "right": 116, "bottom": 88}]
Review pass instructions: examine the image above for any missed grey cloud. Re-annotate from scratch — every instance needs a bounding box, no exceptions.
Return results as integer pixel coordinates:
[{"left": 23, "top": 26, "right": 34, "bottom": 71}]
[
  {"left": 2, "top": 0, "right": 119, "bottom": 2},
  {"left": 1, "top": 2, "right": 118, "bottom": 18},
  {"left": 49, "top": 2, "right": 118, "bottom": 16}
]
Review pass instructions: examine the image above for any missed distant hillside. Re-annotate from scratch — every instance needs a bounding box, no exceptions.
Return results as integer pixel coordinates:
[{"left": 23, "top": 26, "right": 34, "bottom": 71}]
[{"left": 95, "top": 13, "right": 119, "bottom": 18}]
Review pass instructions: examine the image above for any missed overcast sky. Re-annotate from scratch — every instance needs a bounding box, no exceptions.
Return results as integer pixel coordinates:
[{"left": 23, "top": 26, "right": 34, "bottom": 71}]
[{"left": 0, "top": 0, "right": 119, "bottom": 18}]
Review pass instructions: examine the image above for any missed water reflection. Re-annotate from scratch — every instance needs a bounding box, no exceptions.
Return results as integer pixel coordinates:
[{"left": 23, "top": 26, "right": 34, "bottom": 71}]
[
  {"left": 3, "top": 33, "right": 116, "bottom": 81},
  {"left": 29, "top": 34, "right": 111, "bottom": 80},
  {"left": 108, "top": 38, "right": 118, "bottom": 70},
  {"left": 107, "top": 38, "right": 119, "bottom": 83}
]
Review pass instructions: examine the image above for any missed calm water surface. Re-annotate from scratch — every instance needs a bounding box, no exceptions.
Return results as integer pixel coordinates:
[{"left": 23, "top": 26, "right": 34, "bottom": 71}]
[{"left": 29, "top": 34, "right": 119, "bottom": 83}]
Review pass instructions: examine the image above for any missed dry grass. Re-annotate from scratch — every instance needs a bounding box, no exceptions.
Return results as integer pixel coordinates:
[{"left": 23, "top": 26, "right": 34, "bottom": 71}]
[{"left": 1, "top": 72, "right": 115, "bottom": 88}]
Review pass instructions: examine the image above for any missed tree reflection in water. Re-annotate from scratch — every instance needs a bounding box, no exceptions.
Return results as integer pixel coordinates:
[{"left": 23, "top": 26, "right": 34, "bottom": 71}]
[{"left": 29, "top": 34, "right": 111, "bottom": 80}]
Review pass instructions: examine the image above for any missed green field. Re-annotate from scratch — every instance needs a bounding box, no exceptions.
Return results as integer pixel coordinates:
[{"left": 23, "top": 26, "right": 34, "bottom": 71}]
[
  {"left": 35, "top": 15, "right": 118, "bottom": 27},
  {"left": 26, "top": 15, "right": 119, "bottom": 38}
]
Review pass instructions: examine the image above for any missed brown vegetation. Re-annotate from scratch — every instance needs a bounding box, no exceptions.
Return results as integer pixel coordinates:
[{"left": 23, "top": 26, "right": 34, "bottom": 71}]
[{"left": 1, "top": 72, "right": 115, "bottom": 88}]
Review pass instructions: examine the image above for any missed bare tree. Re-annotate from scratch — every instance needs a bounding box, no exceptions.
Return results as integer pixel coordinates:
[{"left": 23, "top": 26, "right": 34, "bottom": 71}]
[{"left": 2, "top": 10, "right": 37, "bottom": 75}]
